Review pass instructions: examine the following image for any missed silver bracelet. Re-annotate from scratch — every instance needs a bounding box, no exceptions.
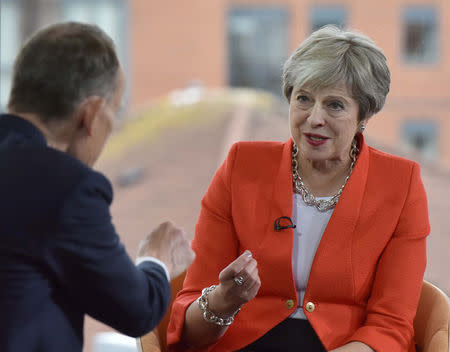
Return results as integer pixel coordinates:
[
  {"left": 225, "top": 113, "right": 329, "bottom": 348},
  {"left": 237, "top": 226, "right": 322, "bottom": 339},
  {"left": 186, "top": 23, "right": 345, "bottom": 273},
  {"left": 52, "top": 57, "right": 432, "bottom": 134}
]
[{"left": 197, "top": 285, "right": 241, "bottom": 326}]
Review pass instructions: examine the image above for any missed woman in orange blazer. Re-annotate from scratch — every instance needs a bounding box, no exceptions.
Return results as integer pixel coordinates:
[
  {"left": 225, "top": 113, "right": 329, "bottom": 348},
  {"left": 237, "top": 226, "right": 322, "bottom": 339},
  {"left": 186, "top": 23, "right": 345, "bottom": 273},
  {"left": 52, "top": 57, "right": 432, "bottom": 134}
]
[{"left": 167, "top": 26, "right": 430, "bottom": 352}]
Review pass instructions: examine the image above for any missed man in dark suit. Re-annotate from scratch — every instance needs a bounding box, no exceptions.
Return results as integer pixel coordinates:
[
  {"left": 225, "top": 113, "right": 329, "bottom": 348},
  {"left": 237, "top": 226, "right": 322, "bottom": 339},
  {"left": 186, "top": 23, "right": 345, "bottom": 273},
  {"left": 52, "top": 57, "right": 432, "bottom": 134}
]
[{"left": 0, "top": 22, "right": 195, "bottom": 352}]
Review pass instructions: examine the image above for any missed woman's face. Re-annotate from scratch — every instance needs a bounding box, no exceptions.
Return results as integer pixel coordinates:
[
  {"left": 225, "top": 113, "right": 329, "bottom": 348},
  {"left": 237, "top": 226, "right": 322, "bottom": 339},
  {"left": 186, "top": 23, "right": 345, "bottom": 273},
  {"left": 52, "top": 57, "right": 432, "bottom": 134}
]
[{"left": 289, "top": 83, "right": 362, "bottom": 165}]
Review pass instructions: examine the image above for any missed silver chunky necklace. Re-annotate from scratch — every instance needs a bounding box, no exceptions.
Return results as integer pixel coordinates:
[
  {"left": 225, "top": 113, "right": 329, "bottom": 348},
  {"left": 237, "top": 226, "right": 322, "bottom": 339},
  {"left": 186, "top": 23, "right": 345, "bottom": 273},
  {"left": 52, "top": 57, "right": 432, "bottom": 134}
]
[{"left": 292, "top": 139, "right": 359, "bottom": 212}]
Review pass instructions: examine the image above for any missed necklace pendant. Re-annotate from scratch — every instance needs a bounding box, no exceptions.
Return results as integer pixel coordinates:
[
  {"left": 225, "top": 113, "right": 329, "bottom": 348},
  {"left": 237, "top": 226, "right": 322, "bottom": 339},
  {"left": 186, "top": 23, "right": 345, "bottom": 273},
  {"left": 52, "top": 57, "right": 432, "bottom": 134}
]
[
  {"left": 316, "top": 199, "right": 331, "bottom": 212},
  {"left": 303, "top": 192, "right": 315, "bottom": 204}
]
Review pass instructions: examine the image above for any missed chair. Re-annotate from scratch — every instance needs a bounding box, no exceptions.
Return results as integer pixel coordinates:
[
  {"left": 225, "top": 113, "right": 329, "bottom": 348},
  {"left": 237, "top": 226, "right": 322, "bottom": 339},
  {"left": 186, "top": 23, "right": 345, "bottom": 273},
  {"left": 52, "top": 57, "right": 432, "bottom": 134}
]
[
  {"left": 137, "top": 271, "right": 187, "bottom": 352},
  {"left": 138, "top": 277, "right": 449, "bottom": 352},
  {"left": 414, "top": 280, "right": 450, "bottom": 352}
]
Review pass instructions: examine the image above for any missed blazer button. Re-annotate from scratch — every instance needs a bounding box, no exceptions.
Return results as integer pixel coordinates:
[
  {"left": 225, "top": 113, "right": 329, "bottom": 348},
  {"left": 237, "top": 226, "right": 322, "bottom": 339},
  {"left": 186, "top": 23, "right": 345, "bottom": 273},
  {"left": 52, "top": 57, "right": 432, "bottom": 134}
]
[
  {"left": 285, "top": 299, "right": 295, "bottom": 309},
  {"left": 305, "top": 301, "right": 315, "bottom": 313}
]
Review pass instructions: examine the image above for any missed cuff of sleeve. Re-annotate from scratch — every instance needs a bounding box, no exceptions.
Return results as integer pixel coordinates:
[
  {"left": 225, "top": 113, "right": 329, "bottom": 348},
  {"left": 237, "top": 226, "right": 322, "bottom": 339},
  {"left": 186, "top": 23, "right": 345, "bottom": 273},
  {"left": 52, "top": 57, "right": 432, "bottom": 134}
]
[
  {"left": 345, "top": 326, "right": 408, "bottom": 352},
  {"left": 167, "top": 293, "right": 199, "bottom": 349},
  {"left": 136, "top": 256, "right": 170, "bottom": 282}
]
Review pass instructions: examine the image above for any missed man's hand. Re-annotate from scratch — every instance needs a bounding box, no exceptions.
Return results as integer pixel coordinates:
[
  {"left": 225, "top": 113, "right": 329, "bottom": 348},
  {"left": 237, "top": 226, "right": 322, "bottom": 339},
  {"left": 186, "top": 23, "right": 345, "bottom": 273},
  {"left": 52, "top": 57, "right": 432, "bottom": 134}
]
[{"left": 137, "top": 221, "right": 195, "bottom": 279}]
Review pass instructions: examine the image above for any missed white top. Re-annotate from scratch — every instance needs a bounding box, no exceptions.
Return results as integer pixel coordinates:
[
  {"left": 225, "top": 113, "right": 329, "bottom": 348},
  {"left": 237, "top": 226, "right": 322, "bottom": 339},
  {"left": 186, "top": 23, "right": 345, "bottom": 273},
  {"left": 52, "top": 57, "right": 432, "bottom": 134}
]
[{"left": 290, "top": 193, "right": 333, "bottom": 319}]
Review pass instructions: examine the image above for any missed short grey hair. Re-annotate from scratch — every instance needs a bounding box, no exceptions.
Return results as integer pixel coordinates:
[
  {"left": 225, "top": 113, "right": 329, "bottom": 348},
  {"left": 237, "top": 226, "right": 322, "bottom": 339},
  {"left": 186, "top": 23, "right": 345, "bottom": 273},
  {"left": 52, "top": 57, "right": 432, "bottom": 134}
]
[
  {"left": 282, "top": 25, "right": 390, "bottom": 121},
  {"left": 8, "top": 22, "right": 119, "bottom": 122}
]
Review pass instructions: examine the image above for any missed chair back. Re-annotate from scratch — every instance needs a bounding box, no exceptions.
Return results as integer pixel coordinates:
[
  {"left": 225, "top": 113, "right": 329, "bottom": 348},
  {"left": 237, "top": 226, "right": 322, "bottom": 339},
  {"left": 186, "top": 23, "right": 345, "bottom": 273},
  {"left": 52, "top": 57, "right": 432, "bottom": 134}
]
[
  {"left": 414, "top": 280, "right": 450, "bottom": 352},
  {"left": 138, "top": 271, "right": 187, "bottom": 352}
]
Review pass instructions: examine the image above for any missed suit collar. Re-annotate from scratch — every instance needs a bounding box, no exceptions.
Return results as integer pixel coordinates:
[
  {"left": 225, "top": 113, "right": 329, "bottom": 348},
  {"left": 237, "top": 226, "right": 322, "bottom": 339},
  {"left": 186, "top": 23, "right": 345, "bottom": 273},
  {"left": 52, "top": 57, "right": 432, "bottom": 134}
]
[
  {"left": 330, "top": 133, "right": 369, "bottom": 224},
  {"left": 306, "top": 134, "right": 370, "bottom": 299},
  {"left": 321, "top": 133, "right": 369, "bottom": 236},
  {"left": 0, "top": 114, "right": 48, "bottom": 147},
  {"left": 269, "top": 138, "right": 294, "bottom": 224}
]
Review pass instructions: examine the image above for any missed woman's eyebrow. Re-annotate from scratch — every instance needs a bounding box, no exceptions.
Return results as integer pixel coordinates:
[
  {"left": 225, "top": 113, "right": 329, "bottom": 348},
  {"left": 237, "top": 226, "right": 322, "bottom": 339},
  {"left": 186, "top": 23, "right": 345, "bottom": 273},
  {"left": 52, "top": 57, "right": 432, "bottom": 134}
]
[{"left": 325, "top": 95, "right": 350, "bottom": 104}]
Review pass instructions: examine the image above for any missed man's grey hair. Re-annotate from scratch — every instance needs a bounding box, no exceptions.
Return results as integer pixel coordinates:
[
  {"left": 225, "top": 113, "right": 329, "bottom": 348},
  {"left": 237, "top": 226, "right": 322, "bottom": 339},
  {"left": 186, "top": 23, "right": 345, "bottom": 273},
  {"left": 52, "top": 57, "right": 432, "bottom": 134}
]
[
  {"left": 282, "top": 25, "right": 390, "bottom": 121},
  {"left": 8, "top": 22, "right": 120, "bottom": 122}
]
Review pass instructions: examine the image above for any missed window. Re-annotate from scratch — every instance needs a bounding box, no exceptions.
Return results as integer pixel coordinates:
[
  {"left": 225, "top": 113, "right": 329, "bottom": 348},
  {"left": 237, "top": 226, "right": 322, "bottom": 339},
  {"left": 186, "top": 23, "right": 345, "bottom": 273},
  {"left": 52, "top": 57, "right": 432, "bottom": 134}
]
[
  {"left": 61, "top": 0, "right": 128, "bottom": 68},
  {"left": 228, "top": 7, "right": 288, "bottom": 96},
  {"left": 402, "top": 120, "right": 438, "bottom": 160},
  {"left": 62, "top": 0, "right": 129, "bottom": 110},
  {"left": 310, "top": 5, "right": 347, "bottom": 32},
  {"left": 0, "top": 0, "right": 23, "bottom": 112},
  {"left": 402, "top": 6, "right": 438, "bottom": 63},
  {"left": 0, "top": 0, "right": 128, "bottom": 114}
]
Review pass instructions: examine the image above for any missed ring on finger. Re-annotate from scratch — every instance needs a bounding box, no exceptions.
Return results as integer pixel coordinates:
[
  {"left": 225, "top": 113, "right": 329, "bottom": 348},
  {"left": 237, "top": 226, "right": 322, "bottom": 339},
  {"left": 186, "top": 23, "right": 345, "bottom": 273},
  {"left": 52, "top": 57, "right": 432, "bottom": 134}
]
[{"left": 234, "top": 275, "right": 245, "bottom": 286}]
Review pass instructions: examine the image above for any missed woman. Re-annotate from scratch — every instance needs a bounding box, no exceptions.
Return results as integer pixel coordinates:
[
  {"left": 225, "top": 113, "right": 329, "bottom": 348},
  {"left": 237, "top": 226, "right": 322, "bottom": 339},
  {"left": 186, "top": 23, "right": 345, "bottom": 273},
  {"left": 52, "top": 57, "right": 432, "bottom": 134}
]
[{"left": 167, "top": 26, "right": 430, "bottom": 352}]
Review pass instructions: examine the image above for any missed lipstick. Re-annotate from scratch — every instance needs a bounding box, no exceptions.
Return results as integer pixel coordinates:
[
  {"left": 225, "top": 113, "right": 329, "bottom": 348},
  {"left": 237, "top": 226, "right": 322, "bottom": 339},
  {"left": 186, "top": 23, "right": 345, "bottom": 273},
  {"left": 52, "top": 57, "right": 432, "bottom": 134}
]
[{"left": 304, "top": 133, "right": 329, "bottom": 146}]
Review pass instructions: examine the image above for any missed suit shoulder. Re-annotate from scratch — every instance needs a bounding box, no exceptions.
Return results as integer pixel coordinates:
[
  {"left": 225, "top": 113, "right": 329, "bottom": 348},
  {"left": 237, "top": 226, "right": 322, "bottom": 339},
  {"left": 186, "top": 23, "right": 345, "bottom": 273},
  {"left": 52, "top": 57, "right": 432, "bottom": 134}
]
[
  {"left": 234, "top": 140, "right": 285, "bottom": 152},
  {"left": 223, "top": 140, "right": 287, "bottom": 181},
  {"left": 0, "top": 147, "right": 112, "bottom": 237},
  {"left": 1, "top": 146, "right": 111, "bottom": 210},
  {"left": 44, "top": 147, "right": 91, "bottom": 175},
  {"left": 44, "top": 148, "right": 112, "bottom": 198},
  {"left": 367, "top": 146, "right": 418, "bottom": 172},
  {"left": 37, "top": 147, "right": 109, "bottom": 185},
  {"left": 3, "top": 145, "right": 90, "bottom": 180},
  {"left": 231, "top": 140, "right": 285, "bottom": 163}
]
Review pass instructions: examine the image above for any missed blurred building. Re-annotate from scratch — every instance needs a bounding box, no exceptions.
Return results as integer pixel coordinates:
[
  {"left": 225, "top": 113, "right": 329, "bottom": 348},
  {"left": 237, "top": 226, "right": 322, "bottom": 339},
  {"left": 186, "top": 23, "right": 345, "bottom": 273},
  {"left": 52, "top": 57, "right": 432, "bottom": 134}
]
[{"left": 1, "top": 0, "right": 450, "bottom": 168}]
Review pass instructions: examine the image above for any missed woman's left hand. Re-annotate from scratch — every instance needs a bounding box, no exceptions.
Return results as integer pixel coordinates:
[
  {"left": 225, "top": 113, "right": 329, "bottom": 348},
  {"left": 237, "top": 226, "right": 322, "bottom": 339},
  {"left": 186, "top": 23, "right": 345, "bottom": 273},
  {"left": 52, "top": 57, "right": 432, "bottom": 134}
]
[
  {"left": 208, "top": 250, "right": 261, "bottom": 316},
  {"left": 181, "top": 250, "right": 260, "bottom": 349}
]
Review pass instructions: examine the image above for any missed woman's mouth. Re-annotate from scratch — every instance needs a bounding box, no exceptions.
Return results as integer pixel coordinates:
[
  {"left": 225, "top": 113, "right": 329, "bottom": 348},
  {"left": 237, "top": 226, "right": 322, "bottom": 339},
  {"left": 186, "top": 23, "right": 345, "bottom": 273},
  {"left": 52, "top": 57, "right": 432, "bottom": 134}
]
[{"left": 304, "top": 133, "right": 329, "bottom": 146}]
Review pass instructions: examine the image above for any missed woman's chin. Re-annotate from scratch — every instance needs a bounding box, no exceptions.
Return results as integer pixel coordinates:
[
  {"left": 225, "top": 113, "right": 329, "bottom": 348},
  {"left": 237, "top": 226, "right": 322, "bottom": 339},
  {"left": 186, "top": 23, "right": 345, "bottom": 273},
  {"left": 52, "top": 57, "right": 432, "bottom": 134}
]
[{"left": 301, "top": 148, "right": 332, "bottom": 162}]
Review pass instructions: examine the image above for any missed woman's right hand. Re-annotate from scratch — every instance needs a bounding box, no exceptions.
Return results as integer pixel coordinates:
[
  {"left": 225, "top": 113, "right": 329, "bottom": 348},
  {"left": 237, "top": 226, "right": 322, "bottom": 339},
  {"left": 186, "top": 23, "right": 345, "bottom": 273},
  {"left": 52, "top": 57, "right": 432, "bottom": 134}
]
[{"left": 208, "top": 250, "right": 261, "bottom": 316}]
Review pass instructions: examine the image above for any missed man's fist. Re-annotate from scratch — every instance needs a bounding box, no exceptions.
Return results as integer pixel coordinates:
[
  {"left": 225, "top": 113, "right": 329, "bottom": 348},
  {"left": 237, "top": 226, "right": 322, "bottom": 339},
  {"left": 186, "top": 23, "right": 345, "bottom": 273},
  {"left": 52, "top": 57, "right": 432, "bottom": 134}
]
[{"left": 137, "top": 221, "right": 195, "bottom": 279}]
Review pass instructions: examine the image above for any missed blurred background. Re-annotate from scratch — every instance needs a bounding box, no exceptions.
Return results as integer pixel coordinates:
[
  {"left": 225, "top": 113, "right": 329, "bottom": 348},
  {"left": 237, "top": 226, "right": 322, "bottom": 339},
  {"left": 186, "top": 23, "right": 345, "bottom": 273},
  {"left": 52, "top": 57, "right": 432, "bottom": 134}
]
[{"left": 1, "top": 0, "right": 449, "bottom": 351}]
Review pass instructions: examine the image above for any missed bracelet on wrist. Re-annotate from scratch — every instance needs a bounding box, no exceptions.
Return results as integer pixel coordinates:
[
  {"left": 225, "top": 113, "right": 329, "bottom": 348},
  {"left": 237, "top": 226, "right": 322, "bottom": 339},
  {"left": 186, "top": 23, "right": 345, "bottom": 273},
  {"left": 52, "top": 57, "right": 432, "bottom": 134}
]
[{"left": 197, "top": 285, "right": 241, "bottom": 326}]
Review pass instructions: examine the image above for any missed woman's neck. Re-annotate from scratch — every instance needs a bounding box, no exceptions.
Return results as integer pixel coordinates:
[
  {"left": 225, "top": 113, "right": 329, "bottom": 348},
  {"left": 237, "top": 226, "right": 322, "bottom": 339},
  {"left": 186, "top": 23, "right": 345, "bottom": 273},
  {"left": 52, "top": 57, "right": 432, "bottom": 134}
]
[{"left": 296, "top": 154, "right": 352, "bottom": 197}]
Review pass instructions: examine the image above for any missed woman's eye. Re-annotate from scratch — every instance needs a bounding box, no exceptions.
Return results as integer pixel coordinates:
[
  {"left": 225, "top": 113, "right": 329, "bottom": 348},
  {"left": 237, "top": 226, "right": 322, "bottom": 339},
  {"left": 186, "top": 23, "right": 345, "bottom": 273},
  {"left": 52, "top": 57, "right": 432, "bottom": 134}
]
[
  {"left": 296, "top": 95, "right": 309, "bottom": 103},
  {"left": 329, "top": 101, "right": 344, "bottom": 110}
]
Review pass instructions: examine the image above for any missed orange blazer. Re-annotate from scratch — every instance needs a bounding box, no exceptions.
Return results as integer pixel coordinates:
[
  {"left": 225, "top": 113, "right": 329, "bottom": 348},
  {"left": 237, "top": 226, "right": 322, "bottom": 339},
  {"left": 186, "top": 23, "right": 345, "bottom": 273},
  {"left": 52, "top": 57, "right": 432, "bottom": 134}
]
[{"left": 168, "top": 136, "right": 430, "bottom": 352}]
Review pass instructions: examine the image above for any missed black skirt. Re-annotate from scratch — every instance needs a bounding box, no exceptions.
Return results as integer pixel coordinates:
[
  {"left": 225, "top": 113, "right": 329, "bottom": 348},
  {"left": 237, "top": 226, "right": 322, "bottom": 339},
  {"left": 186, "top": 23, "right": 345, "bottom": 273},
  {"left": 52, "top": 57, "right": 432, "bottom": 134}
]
[{"left": 236, "top": 318, "right": 327, "bottom": 352}]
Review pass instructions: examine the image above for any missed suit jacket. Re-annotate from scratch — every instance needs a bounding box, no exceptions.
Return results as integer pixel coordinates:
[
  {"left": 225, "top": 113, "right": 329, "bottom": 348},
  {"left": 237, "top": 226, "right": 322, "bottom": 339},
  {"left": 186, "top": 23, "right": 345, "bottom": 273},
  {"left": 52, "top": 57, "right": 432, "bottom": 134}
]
[
  {"left": 0, "top": 114, "right": 171, "bottom": 352},
  {"left": 167, "top": 136, "right": 430, "bottom": 352}
]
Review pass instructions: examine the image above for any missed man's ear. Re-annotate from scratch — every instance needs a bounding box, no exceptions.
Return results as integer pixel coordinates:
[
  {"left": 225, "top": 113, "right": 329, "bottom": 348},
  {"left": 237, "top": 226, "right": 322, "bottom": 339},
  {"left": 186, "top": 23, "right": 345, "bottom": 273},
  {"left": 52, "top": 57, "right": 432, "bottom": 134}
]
[{"left": 74, "top": 96, "right": 105, "bottom": 137}]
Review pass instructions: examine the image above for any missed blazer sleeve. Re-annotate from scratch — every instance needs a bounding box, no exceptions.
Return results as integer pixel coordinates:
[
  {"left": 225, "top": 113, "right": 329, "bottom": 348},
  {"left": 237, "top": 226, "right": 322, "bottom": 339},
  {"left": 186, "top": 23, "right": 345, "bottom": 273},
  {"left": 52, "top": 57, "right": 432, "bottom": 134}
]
[
  {"left": 167, "top": 143, "right": 240, "bottom": 351},
  {"left": 346, "top": 163, "right": 430, "bottom": 351},
  {"left": 45, "top": 171, "right": 171, "bottom": 337}
]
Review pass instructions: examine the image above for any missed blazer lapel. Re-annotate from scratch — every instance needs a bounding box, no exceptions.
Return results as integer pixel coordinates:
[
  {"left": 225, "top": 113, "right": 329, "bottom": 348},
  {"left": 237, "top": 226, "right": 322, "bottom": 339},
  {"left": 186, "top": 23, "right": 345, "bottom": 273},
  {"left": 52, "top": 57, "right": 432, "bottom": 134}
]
[
  {"left": 262, "top": 138, "right": 295, "bottom": 236},
  {"left": 255, "top": 139, "right": 298, "bottom": 297},
  {"left": 306, "top": 135, "right": 370, "bottom": 301},
  {"left": 254, "top": 138, "right": 294, "bottom": 250}
]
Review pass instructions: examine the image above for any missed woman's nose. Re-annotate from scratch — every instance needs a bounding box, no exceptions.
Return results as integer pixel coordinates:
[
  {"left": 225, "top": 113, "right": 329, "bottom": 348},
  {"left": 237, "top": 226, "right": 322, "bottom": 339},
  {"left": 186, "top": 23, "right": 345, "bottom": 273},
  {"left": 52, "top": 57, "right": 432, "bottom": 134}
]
[{"left": 308, "top": 104, "right": 326, "bottom": 126}]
